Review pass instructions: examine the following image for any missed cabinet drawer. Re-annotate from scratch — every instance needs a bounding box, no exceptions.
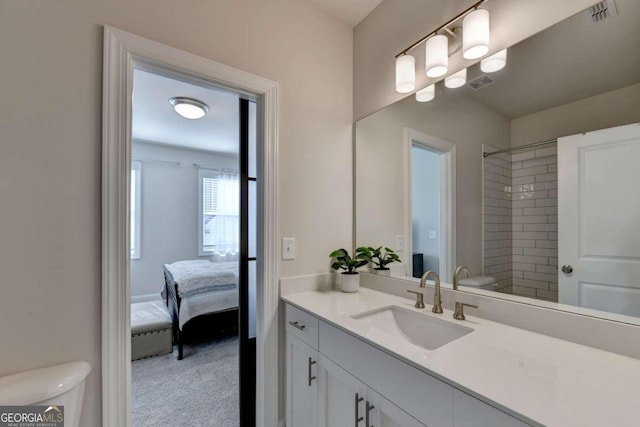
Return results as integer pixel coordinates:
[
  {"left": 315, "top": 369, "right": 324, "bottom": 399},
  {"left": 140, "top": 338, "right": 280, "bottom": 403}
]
[{"left": 286, "top": 303, "right": 319, "bottom": 349}]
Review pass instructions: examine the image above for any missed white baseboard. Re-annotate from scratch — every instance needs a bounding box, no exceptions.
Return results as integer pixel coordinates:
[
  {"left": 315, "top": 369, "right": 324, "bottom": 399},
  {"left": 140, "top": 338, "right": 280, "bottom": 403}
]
[{"left": 131, "top": 293, "right": 162, "bottom": 304}]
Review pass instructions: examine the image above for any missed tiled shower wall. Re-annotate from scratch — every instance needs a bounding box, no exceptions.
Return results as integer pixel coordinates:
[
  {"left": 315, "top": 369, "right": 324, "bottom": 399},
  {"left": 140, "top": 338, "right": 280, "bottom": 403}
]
[
  {"left": 483, "top": 152, "right": 513, "bottom": 292},
  {"left": 483, "top": 145, "right": 559, "bottom": 301},
  {"left": 510, "top": 146, "right": 558, "bottom": 301}
]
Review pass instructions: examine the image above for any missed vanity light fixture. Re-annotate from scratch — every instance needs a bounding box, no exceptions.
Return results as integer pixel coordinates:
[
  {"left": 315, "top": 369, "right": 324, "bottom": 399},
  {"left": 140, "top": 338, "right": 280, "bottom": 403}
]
[
  {"left": 169, "top": 97, "right": 209, "bottom": 120},
  {"left": 425, "top": 35, "right": 449, "bottom": 78},
  {"left": 444, "top": 68, "right": 467, "bottom": 88},
  {"left": 415, "top": 84, "right": 435, "bottom": 102},
  {"left": 395, "top": 55, "right": 416, "bottom": 93},
  {"left": 394, "top": 0, "right": 489, "bottom": 94},
  {"left": 462, "top": 9, "right": 490, "bottom": 59},
  {"left": 481, "top": 48, "right": 507, "bottom": 73}
]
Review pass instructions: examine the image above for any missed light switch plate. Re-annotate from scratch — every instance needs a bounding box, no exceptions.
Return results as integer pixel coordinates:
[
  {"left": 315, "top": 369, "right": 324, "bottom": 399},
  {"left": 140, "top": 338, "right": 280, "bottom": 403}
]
[
  {"left": 282, "top": 238, "right": 295, "bottom": 260},
  {"left": 396, "top": 235, "right": 404, "bottom": 251}
]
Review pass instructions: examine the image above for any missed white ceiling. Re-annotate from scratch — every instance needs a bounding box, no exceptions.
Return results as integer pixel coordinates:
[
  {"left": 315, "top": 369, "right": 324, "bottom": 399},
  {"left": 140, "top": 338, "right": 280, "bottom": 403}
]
[
  {"left": 132, "top": 69, "right": 240, "bottom": 154},
  {"left": 461, "top": 0, "right": 640, "bottom": 119},
  {"left": 303, "top": 0, "right": 382, "bottom": 26}
]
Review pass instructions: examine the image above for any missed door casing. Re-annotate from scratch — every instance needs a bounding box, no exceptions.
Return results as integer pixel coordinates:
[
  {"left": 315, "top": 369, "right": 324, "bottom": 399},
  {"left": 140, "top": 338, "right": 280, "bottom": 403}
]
[
  {"left": 403, "top": 128, "right": 456, "bottom": 282},
  {"left": 102, "top": 26, "right": 279, "bottom": 427}
]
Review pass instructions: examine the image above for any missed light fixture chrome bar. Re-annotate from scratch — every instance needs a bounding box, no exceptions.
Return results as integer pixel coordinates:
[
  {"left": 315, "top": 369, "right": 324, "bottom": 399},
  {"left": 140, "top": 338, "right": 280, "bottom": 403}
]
[
  {"left": 395, "top": 0, "right": 488, "bottom": 58},
  {"left": 483, "top": 139, "right": 558, "bottom": 158}
]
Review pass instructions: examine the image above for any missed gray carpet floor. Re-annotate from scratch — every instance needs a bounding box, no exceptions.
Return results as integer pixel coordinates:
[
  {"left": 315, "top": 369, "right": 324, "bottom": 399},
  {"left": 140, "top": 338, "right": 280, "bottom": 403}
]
[{"left": 132, "top": 336, "right": 239, "bottom": 427}]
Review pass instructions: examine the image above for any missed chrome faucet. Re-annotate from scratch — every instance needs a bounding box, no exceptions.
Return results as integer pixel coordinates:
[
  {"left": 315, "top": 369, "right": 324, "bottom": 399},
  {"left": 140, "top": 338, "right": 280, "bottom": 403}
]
[
  {"left": 453, "top": 265, "right": 471, "bottom": 290},
  {"left": 420, "top": 270, "right": 443, "bottom": 313}
]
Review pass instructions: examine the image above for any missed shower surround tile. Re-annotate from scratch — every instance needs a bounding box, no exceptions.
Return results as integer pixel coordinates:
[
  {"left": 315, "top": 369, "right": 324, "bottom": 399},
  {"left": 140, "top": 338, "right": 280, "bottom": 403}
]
[{"left": 484, "top": 145, "right": 558, "bottom": 301}]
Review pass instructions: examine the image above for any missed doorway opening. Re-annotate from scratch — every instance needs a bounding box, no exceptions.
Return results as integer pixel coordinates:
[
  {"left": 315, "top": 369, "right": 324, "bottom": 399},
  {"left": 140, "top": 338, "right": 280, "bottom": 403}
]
[
  {"left": 411, "top": 144, "right": 442, "bottom": 276},
  {"left": 102, "top": 27, "right": 279, "bottom": 427},
  {"left": 128, "top": 66, "right": 256, "bottom": 426},
  {"left": 404, "top": 128, "right": 456, "bottom": 282}
]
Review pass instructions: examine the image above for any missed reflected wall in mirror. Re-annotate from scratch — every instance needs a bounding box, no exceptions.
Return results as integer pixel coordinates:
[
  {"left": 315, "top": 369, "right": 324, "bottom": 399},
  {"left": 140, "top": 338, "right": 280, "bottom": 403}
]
[{"left": 355, "top": 0, "right": 640, "bottom": 322}]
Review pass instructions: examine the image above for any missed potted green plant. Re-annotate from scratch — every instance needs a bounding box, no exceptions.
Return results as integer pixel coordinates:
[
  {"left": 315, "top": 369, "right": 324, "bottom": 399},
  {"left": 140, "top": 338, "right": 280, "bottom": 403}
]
[
  {"left": 363, "top": 246, "right": 401, "bottom": 276},
  {"left": 329, "top": 247, "right": 369, "bottom": 292}
]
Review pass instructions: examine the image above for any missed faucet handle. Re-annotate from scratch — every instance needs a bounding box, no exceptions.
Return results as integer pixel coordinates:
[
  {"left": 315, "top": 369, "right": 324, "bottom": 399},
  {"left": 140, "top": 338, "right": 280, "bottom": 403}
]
[
  {"left": 407, "top": 290, "right": 426, "bottom": 309},
  {"left": 453, "top": 302, "right": 478, "bottom": 320}
]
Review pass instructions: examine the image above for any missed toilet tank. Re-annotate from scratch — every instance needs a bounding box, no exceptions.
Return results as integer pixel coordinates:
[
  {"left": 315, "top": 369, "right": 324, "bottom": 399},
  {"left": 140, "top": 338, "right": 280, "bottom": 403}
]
[{"left": 0, "top": 361, "right": 91, "bottom": 427}]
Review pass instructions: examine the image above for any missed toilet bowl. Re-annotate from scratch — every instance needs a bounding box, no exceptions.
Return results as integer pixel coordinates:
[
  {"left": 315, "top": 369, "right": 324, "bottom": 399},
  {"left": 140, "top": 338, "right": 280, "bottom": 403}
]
[
  {"left": 0, "top": 361, "right": 91, "bottom": 427},
  {"left": 458, "top": 275, "right": 499, "bottom": 291}
]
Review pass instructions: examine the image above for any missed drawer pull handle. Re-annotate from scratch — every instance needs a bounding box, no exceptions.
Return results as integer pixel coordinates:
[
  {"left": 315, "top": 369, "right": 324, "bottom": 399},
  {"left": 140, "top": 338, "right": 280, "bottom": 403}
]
[
  {"left": 355, "top": 393, "right": 364, "bottom": 425},
  {"left": 288, "top": 321, "right": 306, "bottom": 331},
  {"left": 366, "top": 400, "right": 375, "bottom": 427},
  {"left": 308, "top": 357, "right": 317, "bottom": 386}
]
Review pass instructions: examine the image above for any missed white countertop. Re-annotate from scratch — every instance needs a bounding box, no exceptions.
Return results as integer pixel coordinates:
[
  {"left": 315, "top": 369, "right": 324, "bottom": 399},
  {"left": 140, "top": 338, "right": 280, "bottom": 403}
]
[{"left": 282, "top": 287, "right": 640, "bottom": 427}]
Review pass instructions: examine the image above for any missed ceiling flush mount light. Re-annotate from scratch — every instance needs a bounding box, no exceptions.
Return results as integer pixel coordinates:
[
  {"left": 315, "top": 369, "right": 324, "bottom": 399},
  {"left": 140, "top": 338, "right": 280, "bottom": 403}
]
[
  {"left": 169, "top": 97, "right": 209, "bottom": 120},
  {"left": 444, "top": 68, "right": 467, "bottom": 88},
  {"left": 481, "top": 48, "right": 507, "bottom": 73},
  {"left": 463, "top": 9, "right": 490, "bottom": 59},
  {"left": 425, "top": 35, "right": 449, "bottom": 78},
  {"left": 415, "top": 84, "right": 435, "bottom": 102},
  {"left": 395, "top": 55, "right": 416, "bottom": 93}
]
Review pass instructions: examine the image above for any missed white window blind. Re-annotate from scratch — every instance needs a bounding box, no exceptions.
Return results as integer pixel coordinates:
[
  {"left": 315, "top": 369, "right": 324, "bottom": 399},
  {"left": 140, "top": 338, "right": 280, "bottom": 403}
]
[{"left": 199, "top": 169, "right": 239, "bottom": 255}]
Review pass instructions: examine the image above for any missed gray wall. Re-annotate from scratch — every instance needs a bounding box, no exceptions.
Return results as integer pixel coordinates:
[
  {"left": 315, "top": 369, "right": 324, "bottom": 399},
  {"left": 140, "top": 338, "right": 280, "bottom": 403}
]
[
  {"left": 0, "top": 1, "right": 352, "bottom": 424},
  {"left": 131, "top": 141, "right": 238, "bottom": 299},
  {"left": 356, "top": 92, "right": 511, "bottom": 275},
  {"left": 511, "top": 82, "right": 640, "bottom": 146}
]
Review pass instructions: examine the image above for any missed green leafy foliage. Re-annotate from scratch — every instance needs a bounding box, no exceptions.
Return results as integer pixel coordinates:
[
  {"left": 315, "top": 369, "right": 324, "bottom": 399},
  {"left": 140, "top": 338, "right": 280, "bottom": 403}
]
[
  {"left": 329, "top": 247, "right": 369, "bottom": 274},
  {"left": 362, "top": 246, "right": 401, "bottom": 269}
]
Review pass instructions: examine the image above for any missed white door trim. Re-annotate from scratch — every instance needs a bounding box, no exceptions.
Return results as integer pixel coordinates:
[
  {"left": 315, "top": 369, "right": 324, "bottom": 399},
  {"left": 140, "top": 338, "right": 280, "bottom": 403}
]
[
  {"left": 102, "top": 26, "right": 279, "bottom": 427},
  {"left": 404, "top": 128, "right": 456, "bottom": 282}
]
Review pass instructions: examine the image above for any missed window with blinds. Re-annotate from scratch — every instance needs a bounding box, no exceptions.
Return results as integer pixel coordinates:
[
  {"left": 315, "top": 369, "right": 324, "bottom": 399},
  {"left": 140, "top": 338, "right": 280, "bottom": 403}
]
[{"left": 199, "top": 169, "right": 240, "bottom": 255}]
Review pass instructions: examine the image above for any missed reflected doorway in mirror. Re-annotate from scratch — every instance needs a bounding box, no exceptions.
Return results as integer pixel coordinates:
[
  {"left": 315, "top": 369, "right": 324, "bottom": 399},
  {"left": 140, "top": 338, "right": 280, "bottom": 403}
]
[{"left": 404, "top": 128, "right": 456, "bottom": 283}]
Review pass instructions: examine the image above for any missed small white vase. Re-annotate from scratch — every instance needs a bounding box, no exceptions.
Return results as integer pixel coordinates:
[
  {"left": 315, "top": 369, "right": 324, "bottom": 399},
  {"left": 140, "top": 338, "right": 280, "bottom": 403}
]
[
  {"left": 372, "top": 268, "right": 391, "bottom": 276},
  {"left": 340, "top": 273, "right": 360, "bottom": 293}
]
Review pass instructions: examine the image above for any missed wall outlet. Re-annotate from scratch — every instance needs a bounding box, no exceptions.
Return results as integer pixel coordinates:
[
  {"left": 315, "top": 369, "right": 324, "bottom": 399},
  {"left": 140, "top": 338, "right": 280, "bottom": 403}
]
[
  {"left": 429, "top": 230, "right": 437, "bottom": 239},
  {"left": 282, "top": 238, "right": 295, "bottom": 260},
  {"left": 396, "top": 235, "right": 404, "bottom": 251}
]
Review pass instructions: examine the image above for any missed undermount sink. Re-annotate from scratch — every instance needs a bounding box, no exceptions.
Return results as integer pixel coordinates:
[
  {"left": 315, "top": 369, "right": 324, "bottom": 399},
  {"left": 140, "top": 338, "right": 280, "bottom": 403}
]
[{"left": 351, "top": 305, "right": 473, "bottom": 350}]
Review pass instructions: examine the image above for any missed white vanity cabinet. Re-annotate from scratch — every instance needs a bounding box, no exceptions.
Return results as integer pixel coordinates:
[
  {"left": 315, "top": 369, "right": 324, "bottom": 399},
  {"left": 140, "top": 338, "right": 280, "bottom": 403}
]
[
  {"left": 285, "top": 304, "right": 320, "bottom": 427},
  {"left": 318, "top": 354, "right": 425, "bottom": 427},
  {"left": 286, "top": 335, "right": 319, "bottom": 427},
  {"left": 285, "top": 302, "right": 532, "bottom": 427},
  {"left": 453, "top": 390, "right": 531, "bottom": 427}
]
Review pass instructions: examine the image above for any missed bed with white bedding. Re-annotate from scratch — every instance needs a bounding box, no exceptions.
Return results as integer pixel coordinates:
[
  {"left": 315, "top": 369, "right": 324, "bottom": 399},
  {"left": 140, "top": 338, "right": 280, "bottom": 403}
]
[{"left": 162, "top": 259, "right": 238, "bottom": 360}]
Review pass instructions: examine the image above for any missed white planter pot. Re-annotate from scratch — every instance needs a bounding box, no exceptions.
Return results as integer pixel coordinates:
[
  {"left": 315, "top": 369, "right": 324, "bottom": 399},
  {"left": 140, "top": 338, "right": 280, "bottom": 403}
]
[{"left": 340, "top": 273, "right": 360, "bottom": 293}]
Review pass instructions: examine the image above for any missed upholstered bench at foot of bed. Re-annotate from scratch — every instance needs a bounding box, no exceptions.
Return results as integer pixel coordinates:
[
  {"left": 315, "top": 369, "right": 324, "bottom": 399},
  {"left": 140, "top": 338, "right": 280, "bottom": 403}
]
[{"left": 131, "top": 301, "right": 172, "bottom": 360}]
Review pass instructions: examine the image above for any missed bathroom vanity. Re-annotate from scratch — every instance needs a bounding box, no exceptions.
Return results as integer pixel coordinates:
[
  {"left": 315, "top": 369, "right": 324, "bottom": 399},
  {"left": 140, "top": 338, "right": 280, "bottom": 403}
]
[{"left": 282, "top": 287, "right": 640, "bottom": 427}]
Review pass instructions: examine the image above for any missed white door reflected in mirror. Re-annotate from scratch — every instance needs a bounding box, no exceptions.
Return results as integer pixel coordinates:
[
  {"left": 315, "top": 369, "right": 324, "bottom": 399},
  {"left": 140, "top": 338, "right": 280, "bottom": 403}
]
[{"left": 558, "top": 123, "right": 640, "bottom": 317}]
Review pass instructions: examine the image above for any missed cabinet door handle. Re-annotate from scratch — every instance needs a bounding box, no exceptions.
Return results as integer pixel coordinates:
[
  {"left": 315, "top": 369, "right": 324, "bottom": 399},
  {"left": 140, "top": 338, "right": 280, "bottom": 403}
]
[
  {"left": 355, "top": 393, "right": 364, "bottom": 425},
  {"left": 365, "top": 400, "right": 375, "bottom": 427},
  {"left": 307, "top": 357, "right": 316, "bottom": 386},
  {"left": 288, "top": 321, "right": 306, "bottom": 331}
]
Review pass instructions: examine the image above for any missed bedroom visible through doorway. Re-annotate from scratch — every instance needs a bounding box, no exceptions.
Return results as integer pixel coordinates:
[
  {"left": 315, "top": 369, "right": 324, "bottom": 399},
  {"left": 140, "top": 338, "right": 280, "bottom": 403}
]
[{"left": 128, "top": 66, "right": 257, "bottom": 426}]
